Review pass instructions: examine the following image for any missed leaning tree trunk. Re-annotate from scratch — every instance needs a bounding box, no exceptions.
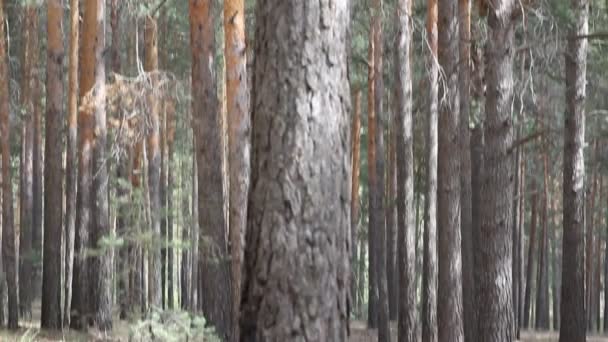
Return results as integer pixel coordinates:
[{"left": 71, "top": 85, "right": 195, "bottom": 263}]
[
  {"left": 189, "top": 1, "right": 232, "bottom": 339},
  {"left": 18, "top": 4, "right": 38, "bottom": 319},
  {"left": 0, "top": 0, "right": 19, "bottom": 330},
  {"left": 239, "top": 1, "right": 351, "bottom": 340},
  {"left": 41, "top": 0, "right": 65, "bottom": 330},
  {"left": 477, "top": 0, "right": 516, "bottom": 340},
  {"left": 395, "top": 0, "right": 416, "bottom": 340},
  {"left": 422, "top": 0, "right": 438, "bottom": 340},
  {"left": 437, "top": 0, "right": 464, "bottom": 340},
  {"left": 559, "top": 0, "right": 588, "bottom": 340},
  {"left": 224, "top": 0, "right": 250, "bottom": 338}
]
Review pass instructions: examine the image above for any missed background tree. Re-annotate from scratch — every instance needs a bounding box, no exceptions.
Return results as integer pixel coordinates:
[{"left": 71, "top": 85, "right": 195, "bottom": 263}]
[
  {"left": 0, "top": 0, "right": 19, "bottom": 329},
  {"left": 559, "top": 0, "right": 589, "bottom": 340},
  {"left": 189, "top": 0, "right": 232, "bottom": 338},
  {"left": 395, "top": 0, "right": 416, "bottom": 340},
  {"left": 437, "top": 0, "right": 464, "bottom": 340},
  {"left": 224, "top": 0, "right": 249, "bottom": 339},
  {"left": 41, "top": 0, "right": 65, "bottom": 329}
]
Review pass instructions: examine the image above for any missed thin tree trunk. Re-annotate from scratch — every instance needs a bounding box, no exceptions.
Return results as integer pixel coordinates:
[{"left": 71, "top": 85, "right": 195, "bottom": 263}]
[
  {"left": 371, "top": 1, "right": 390, "bottom": 340},
  {"left": 604, "top": 189, "right": 608, "bottom": 332},
  {"left": 41, "top": 0, "right": 65, "bottom": 329},
  {"left": 458, "top": 1, "right": 475, "bottom": 340},
  {"left": 144, "top": 14, "right": 162, "bottom": 310},
  {"left": 190, "top": 150, "right": 199, "bottom": 312},
  {"left": 166, "top": 100, "right": 176, "bottom": 310},
  {"left": 437, "top": 0, "right": 464, "bottom": 339},
  {"left": 18, "top": 4, "right": 38, "bottom": 319},
  {"left": 512, "top": 126, "right": 521, "bottom": 336},
  {"left": 518, "top": 147, "right": 526, "bottom": 334},
  {"left": 351, "top": 89, "right": 362, "bottom": 316},
  {"left": 238, "top": 1, "right": 350, "bottom": 338},
  {"left": 84, "top": 0, "right": 111, "bottom": 330},
  {"left": 536, "top": 143, "right": 550, "bottom": 330},
  {"left": 224, "top": 0, "right": 249, "bottom": 338},
  {"left": 586, "top": 138, "right": 599, "bottom": 332},
  {"left": 524, "top": 176, "right": 538, "bottom": 328},
  {"left": 471, "top": 126, "right": 484, "bottom": 339},
  {"left": 422, "top": 0, "right": 438, "bottom": 340},
  {"left": 367, "top": 11, "right": 378, "bottom": 329},
  {"left": 64, "top": 0, "right": 79, "bottom": 326},
  {"left": 386, "top": 111, "right": 397, "bottom": 322},
  {"left": 0, "top": 0, "right": 18, "bottom": 329},
  {"left": 595, "top": 176, "right": 603, "bottom": 330},
  {"left": 395, "top": 0, "right": 416, "bottom": 339},
  {"left": 560, "top": 0, "right": 588, "bottom": 339}
]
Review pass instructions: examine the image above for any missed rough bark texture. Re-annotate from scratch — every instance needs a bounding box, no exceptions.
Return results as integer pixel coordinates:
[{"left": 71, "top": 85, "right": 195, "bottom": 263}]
[
  {"left": 41, "top": 0, "right": 65, "bottom": 329},
  {"left": 477, "top": 0, "right": 517, "bottom": 337},
  {"left": 560, "top": 0, "right": 588, "bottom": 340},
  {"left": 0, "top": 0, "right": 18, "bottom": 329},
  {"left": 422, "top": 0, "right": 438, "bottom": 340},
  {"left": 239, "top": 1, "right": 351, "bottom": 340},
  {"left": 64, "top": 0, "right": 79, "bottom": 324},
  {"left": 225, "top": 0, "right": 250, "bottom": 338},
  {"left": 144, "top": 14, "right": 162, "bottom": 310},
  {"left": 190, "top": 1, "right": 232, "bottom": 338},
  {"left": 367, "top": 11, "right": 378, "bottom": 329},
  {"left": 395, "top": 0, "right": 416, "bottom": 340},
  {"left": 18, "top": 5, "right": 38, "bottom": 319},
  {"left": 458, "top": 0, "right": 476, "bottom": 340},
  {"left": 437, "top": 0, "right": 464, "bottom": 340},
  {"left": 351, "top": 89, "right": 362, "bottom": 315},
  {"left": 372, "top": 1, "right": 390, "bottom": 340}
]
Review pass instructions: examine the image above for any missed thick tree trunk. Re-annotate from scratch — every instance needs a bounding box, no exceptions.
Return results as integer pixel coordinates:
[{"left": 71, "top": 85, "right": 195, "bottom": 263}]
[
  {"left": 524, "top": 177, "right": 539, "bottom": 328},
  {"left": 458, "top": 0, "right": 476, "bottom": 340},
  {"left": 224, "top": 0, "right": 250, "bottom": 338},
  {"left": 239, "top": 2, "right": 350, "bottom": 339},
  {"left": 422, "top": 0, "right": 438, "bottom": 340},
  {"left": 351, "top": 89, "right": 362, "bottom": 315},
  {"left": 0, "top": 0, "right": 18, "bottom": 329},
  {"left": 41, "top": 0, "right": 65, "bottom": 329},
  {"left": 437, "top": 0, "right": 464, "bottom": 340},
  {"left": 64, "top": 0, "right": 79, "bottom": 325},
  {"left": 477, "top": 0, "right": 516, "bottom": 340},
  {"left": 559, "top": 0, "right": 588, "bottom": 339},
  {"left": 18, "top": 5, "right": 38, "bottom": 319},
  {"left": 190, "top": 1, "right": 232, "bottom": 338},
  {"left": 395, "top": 0, "right": 416, "bottom": 340}
]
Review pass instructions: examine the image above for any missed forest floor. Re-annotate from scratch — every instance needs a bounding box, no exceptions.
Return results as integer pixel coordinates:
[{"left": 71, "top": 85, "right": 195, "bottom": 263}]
[
  {"left": 2, "top": 314, "right": 608, "bottom": 341},
  {"left": 349, "top": 321, "right": 608, "bottom": 342}
]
